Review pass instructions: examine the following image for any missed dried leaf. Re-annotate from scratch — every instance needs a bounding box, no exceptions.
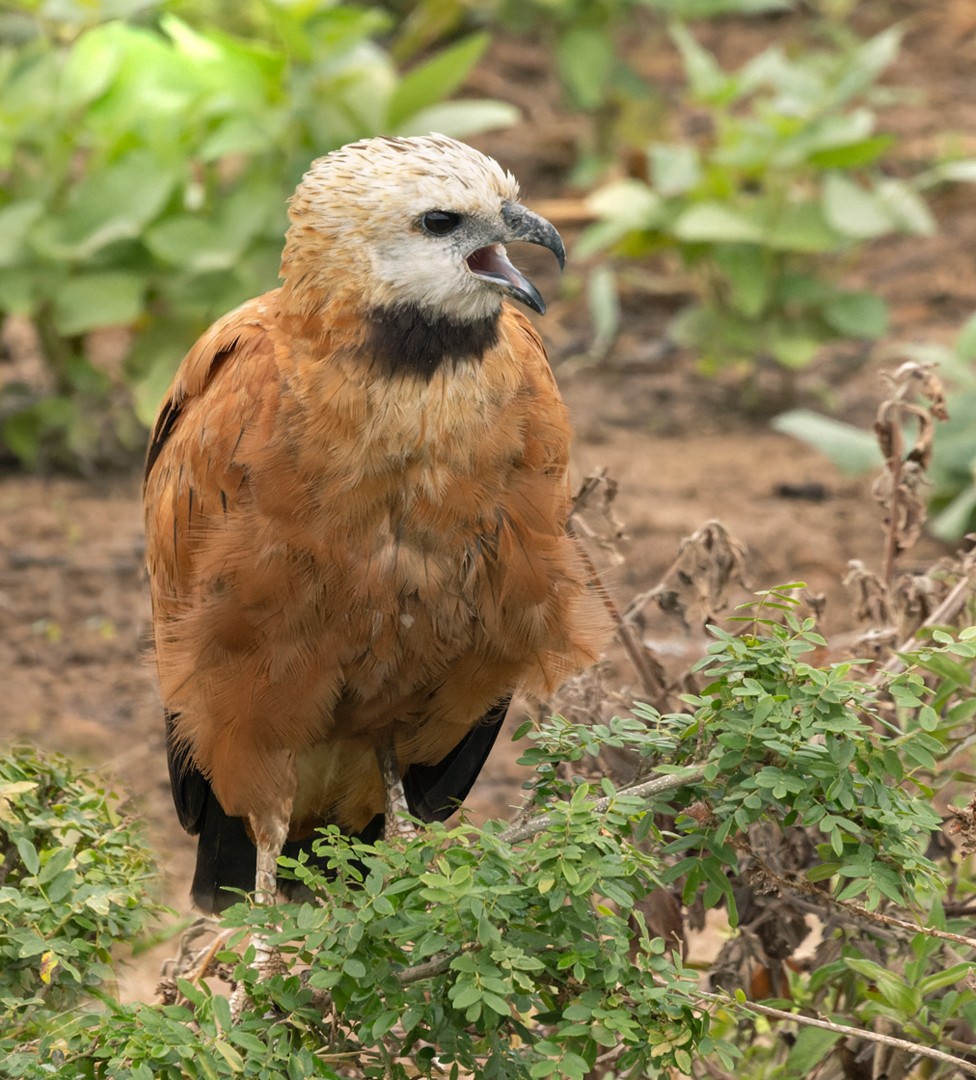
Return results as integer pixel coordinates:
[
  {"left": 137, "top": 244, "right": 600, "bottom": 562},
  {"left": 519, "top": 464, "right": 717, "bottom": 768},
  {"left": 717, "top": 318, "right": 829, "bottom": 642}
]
[
  {"left": 947, "top": 796, "right": 976, "bottom": 856},
  {"left": 626, "top": 519, "right": 748, "bottom": 631},
  {"left": 843, "top": 560, "right": 892, "bottom": 627}
]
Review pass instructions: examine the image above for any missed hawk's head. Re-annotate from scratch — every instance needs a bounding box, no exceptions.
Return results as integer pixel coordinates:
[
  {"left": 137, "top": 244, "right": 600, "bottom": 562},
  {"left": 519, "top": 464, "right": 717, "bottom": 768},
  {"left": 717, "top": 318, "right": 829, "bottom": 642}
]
[{"left": 281, "top": 134, "right": 565, "bottom": 325}]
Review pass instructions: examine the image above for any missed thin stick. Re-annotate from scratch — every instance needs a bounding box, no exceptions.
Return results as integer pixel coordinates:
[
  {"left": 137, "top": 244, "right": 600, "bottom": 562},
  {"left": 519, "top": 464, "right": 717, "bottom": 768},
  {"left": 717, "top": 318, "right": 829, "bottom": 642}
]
[
  {"left": 695, "top": 990, "right": 976, "bottom": 1078},
  {"left": 567, "top": 523, "right": 670, "bottom": 704},
  {"left": 752, "top": 858, "right": 976, "bottom": 951},
  {"left": 498, "top": 764, "right": 707, "bottom": 846}
]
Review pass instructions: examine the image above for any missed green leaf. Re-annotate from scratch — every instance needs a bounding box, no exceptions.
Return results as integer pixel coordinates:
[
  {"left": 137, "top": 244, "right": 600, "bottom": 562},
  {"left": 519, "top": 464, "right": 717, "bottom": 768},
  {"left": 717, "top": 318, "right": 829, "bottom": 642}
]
[
  {"left": 482, "top": 991, "right": 512, "bottom": 1016},
  {"left": 36, "top": 151, "right": 179, "bottom": 260},
  {"left": 38, "top": 847, "right": 74, "bottom": 885},
  {"left": 843, "top": 27, "right": 903, "bottom": 95},
  {"left": 672, "top": 203, "right": 763, "bottom": 243},
  {"left": 0, "top": 268, "right": 37, "bottom": 315},
  {"left": 822, "top": 291, "right": 888, "bottom": 338},
  {"left": 212, "top": 1039, "right": 244, "bottom": 1072},
  {"left": 205, "top": 992, "right": 230, "bottom": 1035},
  {"left": 342, "top": 958, "right": 367, "bottom": 979},
  {"left": 955, "top": 312, "right": 976, "bottom": 362},
  {"left": 450, "top": 983, "right": 482, "bottom": 1010},
  {"left": 713, "top": 245, "right": 769, "bottom": 318},
  {"left": 846, "top": 958, "right": 921, "bottom": 1015},
  {"left": 917, "top": 705, "right": 939, "bottom": 732},
  {"left": 395, "top": 100, "right": 520, "bottom": 139},
  {"left": 587, "top": 265, "right": 620, "bottom": 357},
  {"left": 876, "top": 178, "right": 937, "bottom": 236},
  {"left": 16, "top": 837, "right": 39, "bottom": 876},
  {"left": 769, "top": 322, "right": 822, "bottom": 369},
  {"left": 583, "top": 179, "right": 660, "bottom": 225},
  {"left": 929, "top": 484, "right": 976, "bottom": 542},
  {"left": 781, "top": 1026, "right": 842, "bottom": 1078},
  {"left": 199, "top": 116, "right": 280, "bottom": 161},
  {"left": 822, "top": 174, "right": 894, "bottom": 240},
  {"left": 53, "top": 273, "right": 146, "bottom": 335},
  {"left": 917, "top": 158, "right": 976, "bottom": 189},
  {"left": 917, "top": 962, "right": 974, "bottom": 996},
  {"left": 670, "top": 22, "right": 734, "bottom": 103},
  {"left": 771, "top": 410, "right": 883, "bottom": 476},
  {"left": 763, "top": 203, "right": 843, "bottom": 254},
  {"left": 145, "top": 216, "right": 244, "bottom": 272},
  {"left": 0, "top": 201, "right": 44, "bottom": 268},
  {"left": 650, "top": 143, "right": 702, "bottom": 197},
  {"left": 389, "top": 33, "right": 490, "bottom": 128},
  {"left": 808, "top": 135, "right": 894, "bottom": 170},
  {"left": 3, "top": 397, "right": 76, "bottom": 469},
  {"left": 557, "top": 26, "right": 615, "bottom": 111},
  {"left": 59, "top": 24, "right": 126, "bottom": 109}
]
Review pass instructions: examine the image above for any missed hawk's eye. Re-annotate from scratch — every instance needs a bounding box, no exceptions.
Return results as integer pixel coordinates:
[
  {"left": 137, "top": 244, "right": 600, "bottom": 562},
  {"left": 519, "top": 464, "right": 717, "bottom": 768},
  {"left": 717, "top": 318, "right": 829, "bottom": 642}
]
[{"left": 421, "top": 210, "right": 462, "bottom": 236}]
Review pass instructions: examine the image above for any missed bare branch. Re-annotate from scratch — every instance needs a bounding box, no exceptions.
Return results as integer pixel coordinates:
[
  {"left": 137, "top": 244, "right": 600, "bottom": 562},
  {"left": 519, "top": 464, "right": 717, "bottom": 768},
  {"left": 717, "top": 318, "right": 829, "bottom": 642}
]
[
  {"left": 750, "top": 856, "right": 976, "bottom": 951},
  {"left": 498, "top": 764, "right": 708, "bottom": 845},
  {"left": 695, "top": 990, "right": 976, "bottom": 1079}
]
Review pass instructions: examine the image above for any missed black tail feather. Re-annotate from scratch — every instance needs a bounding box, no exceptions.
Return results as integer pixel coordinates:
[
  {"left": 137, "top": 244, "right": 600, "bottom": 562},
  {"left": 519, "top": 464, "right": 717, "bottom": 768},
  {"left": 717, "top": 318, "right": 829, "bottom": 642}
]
[{"left": 166, "top": 702, "right": 509, "bottom": 914}]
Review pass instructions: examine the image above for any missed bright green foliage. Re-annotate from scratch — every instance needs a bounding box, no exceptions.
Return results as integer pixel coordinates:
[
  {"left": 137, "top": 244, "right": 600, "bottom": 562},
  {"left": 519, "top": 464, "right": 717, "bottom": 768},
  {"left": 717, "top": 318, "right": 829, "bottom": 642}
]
[
  {"left": 8, "top": 593, "right": 976, "bottom": 1076},
  {"left": 0, "top": 1, "right": 516, "bottom": 469},
  {"left": 0, "top": 747, "right": 159, "bottom": 1045},
  {"left": 661, "top": 598, "right": 944, "bottom": 913},
  {"left": 582, "top": 26, "right": 937, "bottom": 373},
  {"left": 12, "top": 800, "right": 730, "bottom": 1078}
]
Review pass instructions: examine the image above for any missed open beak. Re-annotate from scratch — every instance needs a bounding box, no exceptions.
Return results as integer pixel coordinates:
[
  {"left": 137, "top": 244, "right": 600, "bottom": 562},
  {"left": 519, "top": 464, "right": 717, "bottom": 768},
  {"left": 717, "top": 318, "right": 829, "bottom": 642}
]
[{"left": 465, "top": 201, "right": 565, "bottom": 315}]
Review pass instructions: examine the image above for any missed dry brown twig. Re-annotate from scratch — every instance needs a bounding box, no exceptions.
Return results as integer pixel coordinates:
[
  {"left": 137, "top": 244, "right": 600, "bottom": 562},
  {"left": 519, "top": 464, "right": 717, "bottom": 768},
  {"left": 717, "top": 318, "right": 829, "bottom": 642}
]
[
  {"left": 694, "top": 991, "right": 976, "bottom": 1079},
  {"left": 746, "top": 850, "right": 976, "bottom": 953},
  {"left": 566, "top": 468, "right": 670, "bottom": 704},
  {"left": 948, "top": 794, "right": 976, "bottom": 856},
  {"left": 156, "top": 918, "right": 234, "bottom": 1004},
  {"left": 871, "top": 361, "right": 948, "bottom": 586},
  {"left": 844, "top": 361, "right": 976, "bottom": 668}
]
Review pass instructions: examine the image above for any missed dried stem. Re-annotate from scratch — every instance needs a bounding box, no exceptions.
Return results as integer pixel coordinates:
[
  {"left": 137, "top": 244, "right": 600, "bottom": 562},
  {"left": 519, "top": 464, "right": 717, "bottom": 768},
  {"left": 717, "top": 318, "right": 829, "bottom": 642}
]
[
  {"left": 695, "top": 990, "right": 976, "bottom": 1078},
  {"left": 751, "top": 856, "right": 976, "bottom": 951},
  {"left": 881, "top": 451, "right": 904, "bottom": 588},
  {"left": 569, "top": 526, "right": 670, "bottom": 704}
]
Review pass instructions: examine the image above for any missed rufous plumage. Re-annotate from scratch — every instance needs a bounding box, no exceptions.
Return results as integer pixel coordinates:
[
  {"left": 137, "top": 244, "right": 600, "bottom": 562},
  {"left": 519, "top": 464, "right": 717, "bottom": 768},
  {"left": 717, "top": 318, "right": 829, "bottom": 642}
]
[{"left": 143, "top": 134, "right": 605, "bottom": 915}]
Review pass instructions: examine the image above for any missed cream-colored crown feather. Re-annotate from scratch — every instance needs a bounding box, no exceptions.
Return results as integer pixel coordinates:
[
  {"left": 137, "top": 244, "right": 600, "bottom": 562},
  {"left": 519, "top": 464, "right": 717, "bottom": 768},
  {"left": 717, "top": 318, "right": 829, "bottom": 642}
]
[{"left": 280, "top": 135, "right": 525, "bottom": 322}]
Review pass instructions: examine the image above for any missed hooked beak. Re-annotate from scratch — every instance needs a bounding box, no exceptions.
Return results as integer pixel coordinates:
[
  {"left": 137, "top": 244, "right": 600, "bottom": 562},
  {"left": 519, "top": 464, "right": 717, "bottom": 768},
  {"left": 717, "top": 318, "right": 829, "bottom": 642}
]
[{"left": 465, "top": 201, "right": 565, "bottom": 315}]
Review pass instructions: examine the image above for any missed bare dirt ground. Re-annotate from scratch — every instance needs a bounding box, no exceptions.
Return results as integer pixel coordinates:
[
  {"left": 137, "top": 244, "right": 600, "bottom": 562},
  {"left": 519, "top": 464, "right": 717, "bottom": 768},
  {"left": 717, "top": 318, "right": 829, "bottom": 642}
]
[{"left": 1, "top": 0, "right": 974, "bottom": 1000}]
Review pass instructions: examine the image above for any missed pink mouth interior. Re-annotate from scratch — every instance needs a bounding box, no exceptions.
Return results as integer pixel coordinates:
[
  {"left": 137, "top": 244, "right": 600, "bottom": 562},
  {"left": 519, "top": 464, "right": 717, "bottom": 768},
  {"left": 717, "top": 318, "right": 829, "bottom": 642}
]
[{"left": 466, "top": 244, "right": 512, "bottom": 285}]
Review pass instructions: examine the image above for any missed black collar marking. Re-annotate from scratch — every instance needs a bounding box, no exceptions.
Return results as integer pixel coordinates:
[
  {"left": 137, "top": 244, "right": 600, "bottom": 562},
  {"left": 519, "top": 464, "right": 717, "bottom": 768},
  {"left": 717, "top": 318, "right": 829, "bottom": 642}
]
[{"left": 365, "top": 304, "right": 499, "bottom": 380}]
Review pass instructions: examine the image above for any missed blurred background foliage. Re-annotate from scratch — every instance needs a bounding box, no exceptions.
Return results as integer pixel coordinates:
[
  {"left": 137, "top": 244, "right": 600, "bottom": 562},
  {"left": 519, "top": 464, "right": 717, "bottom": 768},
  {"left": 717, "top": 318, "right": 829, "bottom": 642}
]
[
  {"left": 0, "top": 0, "right": 517, "bottom": 469},
  {"left": 1, "top": 0, "right": 976, "bottom": 534}
]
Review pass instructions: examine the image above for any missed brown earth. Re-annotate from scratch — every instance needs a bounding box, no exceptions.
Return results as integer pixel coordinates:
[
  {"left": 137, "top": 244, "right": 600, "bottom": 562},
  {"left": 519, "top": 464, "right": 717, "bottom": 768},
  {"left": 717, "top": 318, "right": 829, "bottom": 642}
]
[{"left": 1, "top": 0, "right": 974, "bottom": 1000}]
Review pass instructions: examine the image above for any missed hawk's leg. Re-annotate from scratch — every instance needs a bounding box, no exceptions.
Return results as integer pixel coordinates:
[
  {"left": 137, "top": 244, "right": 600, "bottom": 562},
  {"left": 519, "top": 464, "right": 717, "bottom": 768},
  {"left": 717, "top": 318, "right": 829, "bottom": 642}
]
[
  {"left": 230, "top": 779, "right": 294, "bottom": 1019},
  {"left": 377, "top": 741, "right": 418, "bottom": 842}
]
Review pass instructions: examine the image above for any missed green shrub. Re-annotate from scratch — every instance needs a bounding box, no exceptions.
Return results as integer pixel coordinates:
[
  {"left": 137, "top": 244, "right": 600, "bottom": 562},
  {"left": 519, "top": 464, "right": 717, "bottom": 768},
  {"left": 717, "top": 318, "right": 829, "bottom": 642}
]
[
  {"left": 581, "top": 25, "right": 938, "bottom": 375},
  {"left": 395, "top": 0, "right": 795, "bottom": 120},
  {"left": 0, "top": 1, "right": 516, "bottom": 469},
  {"left": 8, "top": 591, "right": 976, "bottom": 1078},
  {"left": 0, "top": 746, "right": 159, "bottom": 1045}
]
